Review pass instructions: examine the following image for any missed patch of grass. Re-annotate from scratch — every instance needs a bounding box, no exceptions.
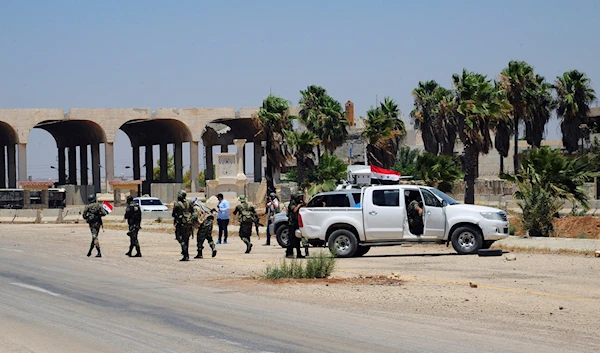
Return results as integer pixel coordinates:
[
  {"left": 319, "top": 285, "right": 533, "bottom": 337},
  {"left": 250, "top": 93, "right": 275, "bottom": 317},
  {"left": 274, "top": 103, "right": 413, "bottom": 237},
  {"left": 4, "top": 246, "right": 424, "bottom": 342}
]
[
  {"left": 264, "top": 251, "right": 336, "bottom": 280},
  {"left": 576, "top": 232, "right": 587, "bottom": 239},
  {"left": 509, "top": 224, "right": 517, "bottom": 235},
  {"left": 156, "top": 217, "right": 163, "bottom": 223}
]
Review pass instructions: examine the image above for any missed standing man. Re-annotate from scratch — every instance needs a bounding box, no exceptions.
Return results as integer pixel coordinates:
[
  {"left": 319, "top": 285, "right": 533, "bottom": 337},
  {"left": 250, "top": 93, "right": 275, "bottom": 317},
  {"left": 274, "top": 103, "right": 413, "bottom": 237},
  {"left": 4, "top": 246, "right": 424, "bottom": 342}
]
[
  {"left": 191, "top": 198, "right": 218, "bottom": 259},
  {"left": 216, "top": 193, "right": 230, "bottom": 244},
  {"left": 124, "top": 195, "right": 142, "bottom": 257},
  {"left": 264, "top": 193, "right": 279, "bottom": 246},
  {"left": 286, "top": 192, "right": 306, "bottom": 259},
  {"left": 82, "top": 194, "right": 107, "bottom": 258},
  {"left": 172, "top": 190, "right": 197, "bottom": 261},
  {"left": 233, "top": 195, "right": 257, "bottom": 254}
]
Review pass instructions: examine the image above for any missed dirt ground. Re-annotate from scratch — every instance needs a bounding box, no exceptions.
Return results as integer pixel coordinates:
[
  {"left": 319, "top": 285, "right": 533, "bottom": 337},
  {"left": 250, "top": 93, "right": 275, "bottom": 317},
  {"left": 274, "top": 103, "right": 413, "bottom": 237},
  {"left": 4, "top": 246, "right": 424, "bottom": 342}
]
[
  {"left": 1, "top": 223, "right": 599, "bottom": 350},
  {"left": 508, "top": 214, "right": 600, "bottom": 239}
]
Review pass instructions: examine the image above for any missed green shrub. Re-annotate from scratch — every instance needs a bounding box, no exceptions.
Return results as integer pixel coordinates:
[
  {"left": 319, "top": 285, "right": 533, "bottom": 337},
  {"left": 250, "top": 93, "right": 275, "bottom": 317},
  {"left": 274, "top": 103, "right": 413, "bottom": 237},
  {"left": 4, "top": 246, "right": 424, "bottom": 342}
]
[
  {"left": 263, "top": 251, "right": 336, "bottom": 279},
  {"left": 509, "top": 224, "right": 517, "bottom": 235},
  {"left": 518, "top": 186, "right": 562, "bottom": 237}
]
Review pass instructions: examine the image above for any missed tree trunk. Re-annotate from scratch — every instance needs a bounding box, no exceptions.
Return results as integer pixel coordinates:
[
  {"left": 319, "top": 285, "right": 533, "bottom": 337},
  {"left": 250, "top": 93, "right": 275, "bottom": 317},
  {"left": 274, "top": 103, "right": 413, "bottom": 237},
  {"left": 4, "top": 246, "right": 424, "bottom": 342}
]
[
  {"left": 265, "top": 139, "right": 275, "bottom": 194},
  {"left": 463, "top": 146, "right": 477, "bottom": 205},
  {"left": 297, "top": 155, "right": 307, "bottom": 186},
  {"left": 513, "top": 116, "right": 519, "bottom": 173}
]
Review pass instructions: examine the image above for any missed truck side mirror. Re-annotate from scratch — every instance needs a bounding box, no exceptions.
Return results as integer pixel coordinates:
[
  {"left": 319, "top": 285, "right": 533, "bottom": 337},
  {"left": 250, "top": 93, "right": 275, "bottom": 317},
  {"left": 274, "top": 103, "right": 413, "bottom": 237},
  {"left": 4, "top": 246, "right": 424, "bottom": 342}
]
[{"left": 441, "top": 200, "right": 447, "bottom": 207}]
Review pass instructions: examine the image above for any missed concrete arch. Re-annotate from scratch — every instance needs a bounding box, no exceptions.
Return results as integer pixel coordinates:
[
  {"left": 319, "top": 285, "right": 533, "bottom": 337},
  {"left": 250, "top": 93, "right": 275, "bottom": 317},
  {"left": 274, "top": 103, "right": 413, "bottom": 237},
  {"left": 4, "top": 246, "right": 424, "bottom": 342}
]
[
  {"left": 0, "top": 121, "right": 19, "bottom": 188},
  {"left": 0, "top": 121, "right": 18, "bottom": 145},
  {"left": 120, "top": 119, "right": 193, "bottom": 146},
  {"left": 34, "top": 119, "right": 107, "bottom": 148}
]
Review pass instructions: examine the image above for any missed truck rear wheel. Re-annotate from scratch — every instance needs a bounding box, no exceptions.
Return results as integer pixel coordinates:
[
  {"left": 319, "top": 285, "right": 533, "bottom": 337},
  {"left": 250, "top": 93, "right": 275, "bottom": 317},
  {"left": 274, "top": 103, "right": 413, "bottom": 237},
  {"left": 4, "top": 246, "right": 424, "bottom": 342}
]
[
  {"left": 328, "top": 229, "right": 358, "bottom": 258},
  {"left": 451, "top": 226, "right": 483, "bottom": 255}
]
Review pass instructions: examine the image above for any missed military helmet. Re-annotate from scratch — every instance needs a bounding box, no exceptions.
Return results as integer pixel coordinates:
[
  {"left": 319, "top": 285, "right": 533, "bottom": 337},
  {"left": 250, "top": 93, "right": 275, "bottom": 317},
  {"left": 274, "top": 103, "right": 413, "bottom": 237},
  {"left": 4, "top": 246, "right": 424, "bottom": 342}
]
[
  {"left": 177, "top": 189, "right": 187, "bottom": 200},
  {"left": 238, "top": 195, "right": 246, "bottom": 202},
  {"left": 87, "top": 194, "right": 96, "bottom": 203},
  {"left": 126, "top": 195, "right": 134, "bottom": 202},
  {"left": 294, "top": 192, "right": 304, "bottom": 199}
]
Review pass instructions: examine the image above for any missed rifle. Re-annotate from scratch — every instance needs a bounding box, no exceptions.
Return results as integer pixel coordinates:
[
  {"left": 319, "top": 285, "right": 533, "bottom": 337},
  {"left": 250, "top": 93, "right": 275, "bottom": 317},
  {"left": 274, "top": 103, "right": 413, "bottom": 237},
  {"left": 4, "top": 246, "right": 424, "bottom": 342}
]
[{"left": 254, "top": 220, "right": 264, "bottom": 239}]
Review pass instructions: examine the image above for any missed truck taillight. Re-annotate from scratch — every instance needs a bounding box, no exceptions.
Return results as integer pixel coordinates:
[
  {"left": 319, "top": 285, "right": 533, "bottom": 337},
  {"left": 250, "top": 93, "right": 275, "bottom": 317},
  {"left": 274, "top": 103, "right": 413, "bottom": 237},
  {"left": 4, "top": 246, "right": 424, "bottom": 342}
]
[{"left": 298, "top": 213, "right": 303, "bottom": 228}]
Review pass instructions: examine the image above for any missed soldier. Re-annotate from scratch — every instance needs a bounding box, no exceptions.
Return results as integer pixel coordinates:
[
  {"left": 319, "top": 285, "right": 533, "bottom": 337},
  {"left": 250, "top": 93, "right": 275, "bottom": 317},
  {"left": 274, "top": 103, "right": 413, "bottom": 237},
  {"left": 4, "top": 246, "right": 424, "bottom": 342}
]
[
  {"left": 191, "top": 198, "right": 218, "bottom": 259},
  {"left": 82, "top": 194, "right": 108, "bottom": 258},
  {"left": 233, "top": 195, "right": 257, "bottom": 254},
  {"left": 124, "top": 195, "right": 142, "bottom": 257},
  {"left": 286, "top": 192, "right": 306, "bottom": 259},
  {"left": 407, "top": 191, "right": 424, "bottom": 235},
  {"left": 172, "top": 190, "right": 197, "bottom": 261}
]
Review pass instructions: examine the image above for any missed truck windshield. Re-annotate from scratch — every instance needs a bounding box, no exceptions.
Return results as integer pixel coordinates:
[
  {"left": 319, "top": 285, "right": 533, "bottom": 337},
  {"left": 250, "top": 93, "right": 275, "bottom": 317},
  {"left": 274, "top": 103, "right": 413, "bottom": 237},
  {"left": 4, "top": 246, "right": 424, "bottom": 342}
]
[
  {"left": 428, "top": 188, "right": 460, "bottom": 205},
  {"left": 141, "top": 199, "right": 164, "bottom": 206}
]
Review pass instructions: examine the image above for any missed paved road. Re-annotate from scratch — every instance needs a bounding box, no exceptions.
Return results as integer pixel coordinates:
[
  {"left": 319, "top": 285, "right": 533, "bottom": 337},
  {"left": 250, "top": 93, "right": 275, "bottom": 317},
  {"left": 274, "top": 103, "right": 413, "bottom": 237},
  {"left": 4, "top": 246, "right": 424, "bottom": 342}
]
[{"left": 0, "top": 248, "right": 584, "bottom": 353}]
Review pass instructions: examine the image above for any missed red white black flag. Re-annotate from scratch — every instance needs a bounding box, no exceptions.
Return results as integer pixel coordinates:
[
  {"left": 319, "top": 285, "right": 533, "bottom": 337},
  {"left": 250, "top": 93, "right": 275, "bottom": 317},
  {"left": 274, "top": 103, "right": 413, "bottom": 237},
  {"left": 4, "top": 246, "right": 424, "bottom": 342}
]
[{"left": 370, "top": 165, "right": 402, "bottom": 181}]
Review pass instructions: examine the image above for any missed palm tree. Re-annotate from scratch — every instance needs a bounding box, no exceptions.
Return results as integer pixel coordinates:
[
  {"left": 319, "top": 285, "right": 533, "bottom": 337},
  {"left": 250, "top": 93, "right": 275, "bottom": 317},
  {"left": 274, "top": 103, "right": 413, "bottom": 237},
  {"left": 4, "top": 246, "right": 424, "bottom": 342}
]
[
  {"left": 361, "top": 97, "right": 406, "bottom": 169},
  {"left": 283, "top": 130, "right": 319, "bottom": 187},
  {"left": 411, "top": 80, "right": 440, "bottom": 154},
  {"left": 453, "top": 69, "right": 511, "bottom": 204},
  {"left": 298, "top": 85, "right": 348, "bottom": 155},
  {"left": 500, "top": 60, "right": 534, "bottom": 172},
  {"left": 393, "top": 146, "right": 420, "bottom": 178},
  {"left": 525, "top": 74, "right": 555, "bottom": 149},
  {"left": 435, "top": 87, "right": 458, "bottom": 156},
  {"left": 255, "top": 95, "right": 295, "bottom": 193},
  {"left": 494, "top": 81, "right": 513, "bottom": 174},
  {"left": 555, "top": 70, "right": 597, "bottom": 153},
  {"left": 306, "top": 153, "right": 348, "bottom": 195},
  {"left": 416, "top": 152, "right": 464, "bottom": 192}
]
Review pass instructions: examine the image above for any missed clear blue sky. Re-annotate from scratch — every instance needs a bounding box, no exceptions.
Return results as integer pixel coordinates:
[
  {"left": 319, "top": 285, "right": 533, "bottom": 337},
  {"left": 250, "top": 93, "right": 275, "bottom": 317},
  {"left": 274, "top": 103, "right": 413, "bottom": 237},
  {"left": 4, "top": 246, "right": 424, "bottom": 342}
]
[{"left": 1, "top": 0, "right": 599, "bottom": 179}]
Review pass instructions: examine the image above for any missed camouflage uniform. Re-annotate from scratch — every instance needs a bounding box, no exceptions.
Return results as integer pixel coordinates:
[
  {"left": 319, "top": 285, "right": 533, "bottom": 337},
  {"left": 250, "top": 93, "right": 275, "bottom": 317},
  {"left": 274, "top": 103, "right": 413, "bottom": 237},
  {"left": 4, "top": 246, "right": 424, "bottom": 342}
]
[
  {"left": 285, "top": 194, "right": 304, "bottom": 258},
  {"left": 233, "top": 196, "right": 257, "bottom": 254},
  {"left": 193, "top": 205, "right": 217, "bottom": 259},
  {"left": 124, "top": 195, "right": 142, "bottom": 257},
  {"left": 82, "top": 194, "right": 108, "bottom": 257},
  {"left": 407, "top": 199, "right": 424, "bottom": 235},
  {"left": 172, "top": 190, "right": 197, "bottom": 261}
]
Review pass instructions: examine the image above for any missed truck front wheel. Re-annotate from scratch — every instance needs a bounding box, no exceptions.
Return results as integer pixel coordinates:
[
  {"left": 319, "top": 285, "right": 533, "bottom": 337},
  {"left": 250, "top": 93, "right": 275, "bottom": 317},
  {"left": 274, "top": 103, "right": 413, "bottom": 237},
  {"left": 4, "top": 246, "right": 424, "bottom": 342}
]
[
  {"left": 328, "top": 229, "right": 358, "bottom": 258},
  {"left": 276, "top": 226, "right": 289, "bottom": 248},
  {"left": 451, "top": 226, "right": 483, "bottom": 255}
]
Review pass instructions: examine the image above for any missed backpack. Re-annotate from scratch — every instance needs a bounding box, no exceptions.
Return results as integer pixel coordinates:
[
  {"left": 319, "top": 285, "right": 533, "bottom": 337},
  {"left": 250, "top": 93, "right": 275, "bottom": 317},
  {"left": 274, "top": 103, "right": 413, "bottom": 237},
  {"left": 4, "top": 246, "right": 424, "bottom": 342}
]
[
  {"left": 177, "top": 200, "right": 196, "bottom": 226},
  {"left": 239, "top": 204, "right": 254, "bottom": 224}
]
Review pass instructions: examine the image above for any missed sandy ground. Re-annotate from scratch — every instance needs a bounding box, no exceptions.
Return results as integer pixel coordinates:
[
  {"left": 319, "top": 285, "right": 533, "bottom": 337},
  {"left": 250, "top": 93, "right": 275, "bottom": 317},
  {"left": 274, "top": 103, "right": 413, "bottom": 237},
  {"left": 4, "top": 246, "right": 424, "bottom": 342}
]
[{"left": 1, "top": 223, "right": 599, "bottom": 350}]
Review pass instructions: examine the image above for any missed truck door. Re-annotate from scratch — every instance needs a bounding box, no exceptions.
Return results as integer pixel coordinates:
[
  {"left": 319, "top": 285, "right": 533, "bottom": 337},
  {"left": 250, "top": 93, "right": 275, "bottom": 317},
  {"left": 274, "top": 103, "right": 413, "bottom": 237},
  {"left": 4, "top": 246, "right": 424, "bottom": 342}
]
[
  {"left": 363, "top": 188, "right": 404, "bottom": 240},
  {"left": 420, "top": 188, "right": 446, "bottom": 238}
]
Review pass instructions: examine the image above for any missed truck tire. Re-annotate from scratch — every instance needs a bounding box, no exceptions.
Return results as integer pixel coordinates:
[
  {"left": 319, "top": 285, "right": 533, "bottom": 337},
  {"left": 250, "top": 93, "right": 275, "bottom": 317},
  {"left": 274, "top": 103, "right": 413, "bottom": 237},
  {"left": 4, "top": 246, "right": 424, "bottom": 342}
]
[
  {"left": 328, "top": 229, "right": 358, "bottom": 258},
  {"left": 276, "top": 226, "right": 289, "bottom": 248},
  {"left": 354, "top": 246, "right": 371, "bottom": 257},
  {"left": 451, "top": 225, "right": 483, "bottom": 255}
]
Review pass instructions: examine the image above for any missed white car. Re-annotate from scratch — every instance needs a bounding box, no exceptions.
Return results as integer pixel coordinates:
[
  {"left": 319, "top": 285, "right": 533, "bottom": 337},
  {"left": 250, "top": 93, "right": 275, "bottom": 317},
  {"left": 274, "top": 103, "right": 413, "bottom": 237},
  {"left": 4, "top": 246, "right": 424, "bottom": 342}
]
[
  {"left": 298, "top": 185, "right": 510, "bottom": 257},
  {"left": 133, "top": 197, "right": 169, "bottom": 212}
]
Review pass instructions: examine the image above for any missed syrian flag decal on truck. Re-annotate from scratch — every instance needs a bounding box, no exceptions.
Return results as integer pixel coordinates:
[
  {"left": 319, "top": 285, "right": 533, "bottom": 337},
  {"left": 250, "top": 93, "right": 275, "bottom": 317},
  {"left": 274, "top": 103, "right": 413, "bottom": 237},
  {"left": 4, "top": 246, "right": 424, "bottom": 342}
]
[
  {"left": 370, "top": 165, "right": 402, "bottom": 181},
  {"left": 102, "top": 201, "right": 113, "bottom": 213}
]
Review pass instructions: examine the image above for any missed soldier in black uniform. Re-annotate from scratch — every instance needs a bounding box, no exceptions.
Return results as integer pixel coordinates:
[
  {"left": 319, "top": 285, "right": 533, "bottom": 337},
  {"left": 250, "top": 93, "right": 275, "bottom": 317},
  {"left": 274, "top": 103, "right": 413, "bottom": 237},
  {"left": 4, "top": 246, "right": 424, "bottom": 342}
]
[
  {"left": 286, "top": 192, "right": 306, "bottom": 259},
  {"left": 124, "top": 195, "right": 142, "bottom": 257}
]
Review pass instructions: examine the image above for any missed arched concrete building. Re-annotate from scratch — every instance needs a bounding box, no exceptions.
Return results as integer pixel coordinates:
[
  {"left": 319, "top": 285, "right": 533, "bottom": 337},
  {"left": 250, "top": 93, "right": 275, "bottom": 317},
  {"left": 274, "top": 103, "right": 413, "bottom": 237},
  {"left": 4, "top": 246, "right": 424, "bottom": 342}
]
[{"left": 0, "top": 107, "right": 278, "bottom": 195}]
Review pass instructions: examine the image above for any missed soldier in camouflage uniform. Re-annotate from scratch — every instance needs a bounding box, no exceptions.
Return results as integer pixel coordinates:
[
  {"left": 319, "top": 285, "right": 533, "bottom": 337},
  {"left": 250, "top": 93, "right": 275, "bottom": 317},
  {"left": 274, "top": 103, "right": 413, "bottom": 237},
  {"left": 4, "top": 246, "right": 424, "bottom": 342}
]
[
  {"left": 233, "top": 195, "right": 257, "bottom": 254},
  {"left": 191, "top": 197, "right": 217, "bottom": 259},
  {"left": 82, "top": 194, "right": 108, "bottom": 257},
  {"left": 172, "top": 190, "right": 197, "bottom": 261},
  {"left": 406, "top": 191, "right": 424, "bottom": 235},
  {"left": 124, "top": 195, "right": 142, "bottom": 257}
]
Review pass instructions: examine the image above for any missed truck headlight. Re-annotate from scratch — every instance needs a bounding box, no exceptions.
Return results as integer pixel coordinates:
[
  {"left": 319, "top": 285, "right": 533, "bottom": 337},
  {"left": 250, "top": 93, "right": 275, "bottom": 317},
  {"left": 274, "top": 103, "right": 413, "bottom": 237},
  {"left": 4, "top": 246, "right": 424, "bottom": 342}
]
[{"left": 480, "top": 212, "right": 504, "bottom": 221}]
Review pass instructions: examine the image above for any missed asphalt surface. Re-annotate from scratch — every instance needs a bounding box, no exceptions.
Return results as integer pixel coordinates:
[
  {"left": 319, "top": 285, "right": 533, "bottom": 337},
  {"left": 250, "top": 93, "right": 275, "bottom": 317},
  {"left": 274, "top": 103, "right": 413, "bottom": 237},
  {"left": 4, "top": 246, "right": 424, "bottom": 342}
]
[{"left": 0, "top": 245, "right": 589, "bottom": 353}]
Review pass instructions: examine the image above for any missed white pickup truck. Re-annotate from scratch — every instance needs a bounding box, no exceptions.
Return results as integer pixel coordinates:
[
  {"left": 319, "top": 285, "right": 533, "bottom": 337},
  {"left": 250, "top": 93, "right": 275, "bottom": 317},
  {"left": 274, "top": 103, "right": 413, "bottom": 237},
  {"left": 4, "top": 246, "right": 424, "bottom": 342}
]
[{"left": 297, "top": 185, "right": 510, "bottom": 257}]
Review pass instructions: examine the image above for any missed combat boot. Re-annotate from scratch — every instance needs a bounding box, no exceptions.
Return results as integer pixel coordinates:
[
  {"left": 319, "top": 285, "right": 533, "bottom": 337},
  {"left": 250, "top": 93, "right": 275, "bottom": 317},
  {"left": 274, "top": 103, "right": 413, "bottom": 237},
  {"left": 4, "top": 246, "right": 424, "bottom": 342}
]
[
  {"left": 134, "top": 246, "right": 142, "bottom": 257},
  {"left": 126, "top": 246, "right": 133, "bottom": 257},
  {"left": 211, "top": 244, "right": 217, "bottom": 258},
  {"left": 87, "top": 241, "right": 94, "bottom": 257},
  {"left": 95, "top": 246, "right": 102, "bottom": 258},
  {"left": 245, "top": 242, "right": 253, "bottom": 254},
  {"left": 194, "top": 250, "right": 203, "bottom": 259}
]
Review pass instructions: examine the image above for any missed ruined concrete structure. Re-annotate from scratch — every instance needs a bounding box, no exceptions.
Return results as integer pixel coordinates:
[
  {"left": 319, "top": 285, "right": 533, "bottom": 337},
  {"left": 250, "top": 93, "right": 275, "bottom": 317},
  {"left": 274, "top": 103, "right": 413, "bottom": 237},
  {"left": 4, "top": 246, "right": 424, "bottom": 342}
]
[{"left": 0, "top": 107, "right": 298, "bottom": 195}]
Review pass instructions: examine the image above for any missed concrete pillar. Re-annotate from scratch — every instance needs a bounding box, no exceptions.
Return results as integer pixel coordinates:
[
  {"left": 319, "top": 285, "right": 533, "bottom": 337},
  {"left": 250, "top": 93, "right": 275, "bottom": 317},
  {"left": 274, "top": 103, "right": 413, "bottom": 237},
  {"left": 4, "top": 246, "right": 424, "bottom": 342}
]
[
  {"left": 205, "top": 144, "right": 214, "bottom": 180},
  {"left": 91, "top": 144, "right": 101, "bottom": 193},
  {"left": 132, "top": 145, "right": 141, "bottom": 180},
  {"left": 190, "top": 141, "right": 199, "bottom": 192},
  {"left": 58, "top": 147, "right": 66, "bottom": 185},
  {"left": 68, "top": 145, "right": 77, "bottom": 185},
  {"left": 174, "top": 142, "right": 183, "bottom": 183},
  {"left": 23, "top": 190, "right": 30, "bottom": 208},
  {"left": 7, "top": 144, "right": 16, "bottom": 188},
  {"left": 160, "top": 143, "right": 168, "bottom": 182},
  {"left": 221, "top": 144, "right": 228, "bottom": 153},
  {"left": 41, "top": 189, "right": 48, "bottom": 207},
  {"left": 17, "top": 143, "right": 27, "bottom": 182},
  {"left": 105, "top": 142, "right": 114, "bottom": 192},
  {"left": 234, "top": 139, "right": 246, "bottom": 176},
  {"left": 145, "top": 145, "right": 153, "bottom": 181},
  {"left": 80, "top": 145, "right": 88, "bottom": 186},
  {"left": 0, "top": 146, "right": 5, "bottom": 188},
  {"left": 253, "top": 140, "right": 262, "bottom": 182},
  {"left": 243, "top": 145, "right": 246, "bottom": 175}
]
